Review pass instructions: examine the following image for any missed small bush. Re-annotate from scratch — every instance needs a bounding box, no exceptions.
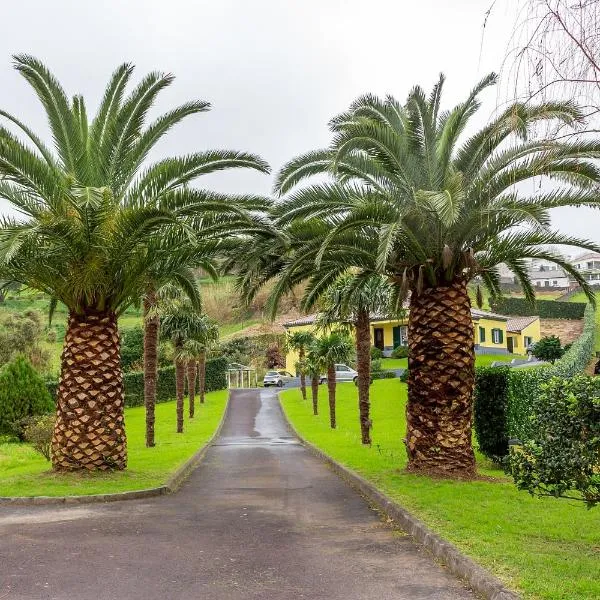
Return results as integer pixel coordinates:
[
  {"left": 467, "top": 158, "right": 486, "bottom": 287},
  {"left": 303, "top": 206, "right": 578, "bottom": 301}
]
[
  {"left": 23, "top": 414, "right": 54, "bottom": 461},
  {"left": 371, "top": 358, "right": 382, "bottom": 373},
  {"left": 0, "top": 355, "right": 54, "bottom": 435},
  {"left": 265, "top": 343, "right": 285, "bottom": 368},
  {"left": 399, "top": 369, "right": 409, "bottom": 383},
  {"left": 473, "top": 367, "right": 511, "bottom": 461},
  {"left": 391, "top": 345, "right": 408, "bottom": 359},
  {"left": 531, "top": 335, "right": 564, "bottom": 363},
  {"left": 370, "top": 346, "right": 383, "bottom": 360},
  {"left": 45, "top": 328, "right": 57, "bottom": 343},
  {"left": 508, "top": 375, "right": 600, "bottom": 507}
]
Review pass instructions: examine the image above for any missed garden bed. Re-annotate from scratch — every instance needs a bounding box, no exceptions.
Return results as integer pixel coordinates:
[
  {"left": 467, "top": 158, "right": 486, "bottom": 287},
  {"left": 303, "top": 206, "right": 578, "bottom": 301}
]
[
  {"left": 280, "top": 380, "right": 599, "bottom": 600},
  {"left": 0, "top": 390, "right": 228, "bottom": 498}
]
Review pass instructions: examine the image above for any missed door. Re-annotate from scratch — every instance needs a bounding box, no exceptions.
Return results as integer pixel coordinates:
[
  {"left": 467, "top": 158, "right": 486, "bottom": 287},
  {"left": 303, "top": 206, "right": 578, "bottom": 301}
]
[
  {"left": 507, "top": 337, "right": 514, "bottom": 353},
  {"left": 392, "top": 326, "right": 401, "bottom": 349},
  {"left": 374, "top": 328, "right": 384, "bottom": 350}
]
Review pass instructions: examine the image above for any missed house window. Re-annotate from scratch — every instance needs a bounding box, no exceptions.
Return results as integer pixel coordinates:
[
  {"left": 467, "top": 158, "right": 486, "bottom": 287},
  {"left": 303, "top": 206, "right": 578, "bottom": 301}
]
[
  {"left": 524, "top": 336, "right": 533, "bottom": 348},
  {"left": 492, "top": 328, "right": 504, "bottom": 344},
  {"left": 552, "top": 280, "right": 558, "bottom": 286},
  {"left": 479, "top": 327, "right": 486, "bottom": 343}
]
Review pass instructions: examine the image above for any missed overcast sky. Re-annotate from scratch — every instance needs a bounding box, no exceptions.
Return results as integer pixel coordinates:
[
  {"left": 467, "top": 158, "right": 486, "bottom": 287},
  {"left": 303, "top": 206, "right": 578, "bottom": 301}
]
[{"left": 0, "top": 0, "right": 598, "bottom": 247}]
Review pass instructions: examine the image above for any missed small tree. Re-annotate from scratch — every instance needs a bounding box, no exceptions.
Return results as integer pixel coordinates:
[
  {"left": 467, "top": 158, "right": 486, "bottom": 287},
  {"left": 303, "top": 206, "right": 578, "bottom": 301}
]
[
  {"left": 304, "top": 350, "right": 323, "bottom": 416},
  {"left": 287, "top": 331, "right": 316, "bottom": 400},
  {"left": 314, "top": 332, "right": 354, "bottom": 429},
  {"left": 532, "top": 335, "right": 564, "bottom": 364},
  {"left": 0, "top": 355, "right": 54, "bottom": 435},
  {"left": 509, "top": 376, "right": 600, "bottom": 508}
]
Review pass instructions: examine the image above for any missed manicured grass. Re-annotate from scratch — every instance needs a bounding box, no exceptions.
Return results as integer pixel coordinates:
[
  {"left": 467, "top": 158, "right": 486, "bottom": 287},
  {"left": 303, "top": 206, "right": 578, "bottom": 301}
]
[
  {"left": 0, "top": 390, "right": 228, "bottom": 497},
  {"left": 380, "top": 353, "right": 523, "bottom": 371},
  {"left": 280, "top": 380, "right": 599, "bottom": 600}
]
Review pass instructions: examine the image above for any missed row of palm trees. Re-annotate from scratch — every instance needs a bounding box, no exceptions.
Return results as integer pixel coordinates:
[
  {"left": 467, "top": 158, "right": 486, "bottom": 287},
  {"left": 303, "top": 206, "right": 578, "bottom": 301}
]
[{"left": 1, "top": 57, "right": 599, "bottom": 477}]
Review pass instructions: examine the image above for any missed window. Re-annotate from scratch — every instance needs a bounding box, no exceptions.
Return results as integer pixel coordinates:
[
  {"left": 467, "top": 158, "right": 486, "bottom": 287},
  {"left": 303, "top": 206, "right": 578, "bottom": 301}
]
[
  {"left": 524, "top": 336, "right": 533, "bottom": 348},
  {"left": 335, "top": 365, "right": 350, "bottom": 372},
  {"left": 492, "top": 328, "right": 504, "bottom": 344},
  {"left": 479, "top": 327, "right": 486, "bottom": 343},
  {"left": 552, "top": 280, "right": 558, "bottom": 286}
]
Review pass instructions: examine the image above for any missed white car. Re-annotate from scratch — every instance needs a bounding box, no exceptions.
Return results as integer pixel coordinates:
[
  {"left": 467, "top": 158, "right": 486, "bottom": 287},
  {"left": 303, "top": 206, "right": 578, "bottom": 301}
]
[
  {"left": 263, "top": 370, "right": 295, "bottom": 387},
  {"left": 320, "top": 364, "right": 358, "bottom": 385}
]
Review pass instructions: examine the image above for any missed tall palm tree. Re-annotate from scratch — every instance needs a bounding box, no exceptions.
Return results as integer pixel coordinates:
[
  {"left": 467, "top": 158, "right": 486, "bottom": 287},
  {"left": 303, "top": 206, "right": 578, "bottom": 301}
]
[
  {"left": 314, "top": 332, "right": 354, "bottom": 429},
  {"left": 319, "top": 273, "right": 397, "bottom": 445},
  {"left": 274, "top": 74, "right": 600, "bottom": 476},
  {"left": 0, "top": 56, "right": 270, "bottom": 469},
  {"left": 191, "top": 315, "right": 219, "bottom": 406},
  {"left": 304, "top": 349, "right": 323, "bottom": 416},
  {"left": 287, "top": 330, "right": 316, "bottom": 400}
]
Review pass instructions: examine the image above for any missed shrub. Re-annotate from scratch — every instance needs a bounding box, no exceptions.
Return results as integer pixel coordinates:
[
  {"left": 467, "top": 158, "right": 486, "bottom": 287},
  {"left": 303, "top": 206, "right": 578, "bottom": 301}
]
[
  {"left": 399, "top": 369, "right": 409, "bottom": 383},
  {"left": 391, "top": 345, "right": 409, "bottom": 359},
  {"left": 0, "top": 311, "right": 50, "bottom": 372},
  {"left": 0, "top": 355, "right": 54, "bottom": 435},
  {"left": 370, "top": 346, "right": 383, "bottom": 360},
  {"left": 370, "top": 358, "right": 382, "bottom": 373},
  {"left": 45, "top": 328, "right": 58, "bottom": 343},
  {"left": 265, "top": 343, "right": 285, "bottom": 368},
  {"left": 473, "top": 367, "right": 510, "bottom": 461},
  {"left": 121, "top": 326, "right": 144, "bottom": 372},
  {"left": 23, "top": 414, "right": 54, "bottom": 461},
  {"left": 489, "top": 297, "right": 586, "bottom": 319},
  {"left": 531, "top": 335, "right": 564, "bottom": 363},
  {"left": 508, "top": 376, "right": 600, "bottom": 508}
]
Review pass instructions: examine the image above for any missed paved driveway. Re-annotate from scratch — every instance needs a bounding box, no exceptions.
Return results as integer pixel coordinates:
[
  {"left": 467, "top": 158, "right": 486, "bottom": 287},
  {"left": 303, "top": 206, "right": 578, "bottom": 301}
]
[{"left": 0, "top": 389, "right": 472, "bottom": 600}]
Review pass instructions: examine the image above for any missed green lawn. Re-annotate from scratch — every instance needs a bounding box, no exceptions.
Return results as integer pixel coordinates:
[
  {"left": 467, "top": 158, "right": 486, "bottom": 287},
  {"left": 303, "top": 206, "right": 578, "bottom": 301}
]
[
  {"left": 280, "top": 380, "right": 599, "bottom": 600},
  {"left": 0, "top": 390, "right": 228, "bottom": 497},
  {"left": 569, "top": 291, "right": 600, "bottom": 352},
  {"left": 381, "top": 353, "right": 523, "bottom": 371}
]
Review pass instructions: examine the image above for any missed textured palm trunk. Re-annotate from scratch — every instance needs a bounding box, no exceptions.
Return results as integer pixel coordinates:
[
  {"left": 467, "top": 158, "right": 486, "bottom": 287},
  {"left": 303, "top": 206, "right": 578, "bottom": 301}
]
[
  {"left": 198, "top": 350, "right": 206, "bottom": 404},
  {"left": 356, "top": 308, "right": 372, "bottom": 445},
  {"left": 311, "top": 374, "right": 319, "bottom": 415},
  {"left": 143, "top": 287, "right": 159, "bottom": 448},
  {"left": 327, "top": 363, "right": 336, "bottom": 429},
  {"left": 174, "top": 342, "right": 185, "bottom": 433},
  {"left": 186, "top": 360, "right": 197, "bottom": 418},
  {"left": 52, "top": 310, "right": 127, "bottom": 471},
  {"left": 405, "top": 278, "right": 476, "bottom": 477},
  {"left": 298, "top": 348, "right": 307, "bottom": 400}
]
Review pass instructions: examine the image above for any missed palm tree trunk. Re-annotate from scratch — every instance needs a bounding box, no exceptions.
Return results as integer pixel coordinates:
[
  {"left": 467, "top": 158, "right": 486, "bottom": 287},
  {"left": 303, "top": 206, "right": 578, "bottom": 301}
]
[
  {"left": 186, "top": 360, "right": 197, "bottom": 418},
  {"left": 405, "top": 278, "right": 476, "bottom": 477},
  {"left": 311, "top": 374, "right": 319, "bottom": 415},
  {"left": 327, "top": 363, "right": 336, "bottom": 429},
  {"left": 52, "top": 310, "right": 127, "bottom": 471},
  {"left": 356, "top": 308, "right": 372, "bottom": 445},
  {"left": 143, "top": 287, "right": 159, "bottom": 448},
  {"left": 198, "top": 349, "right": 206, "bottom": 404},
  {"left": 299, "top": 347, "right": 306, "bottom": 400},
  {"left": 174, "top": 342, "right": 185, "bottom": 433}
]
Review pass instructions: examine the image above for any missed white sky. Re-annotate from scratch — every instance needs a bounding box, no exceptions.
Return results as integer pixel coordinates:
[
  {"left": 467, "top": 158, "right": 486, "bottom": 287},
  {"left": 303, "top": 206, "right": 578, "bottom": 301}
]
[{"left": 0, "top": 0, "right": 598, "bottom": 243}]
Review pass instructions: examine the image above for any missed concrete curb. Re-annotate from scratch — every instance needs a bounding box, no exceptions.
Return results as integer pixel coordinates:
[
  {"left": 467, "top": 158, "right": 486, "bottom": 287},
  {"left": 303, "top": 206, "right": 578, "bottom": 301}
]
[
  {"left": 0, "top": 394, "right": 231, "bottom": 507},
  {"left": 279, "top": 395, "right": 521, "bottom": 600}
]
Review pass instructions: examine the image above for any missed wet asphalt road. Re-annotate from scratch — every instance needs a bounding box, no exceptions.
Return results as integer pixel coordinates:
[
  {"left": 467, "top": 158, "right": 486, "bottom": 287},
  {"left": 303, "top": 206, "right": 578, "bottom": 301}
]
[{"left": 0, "top": 389, "right": 472, "bottom": 600}]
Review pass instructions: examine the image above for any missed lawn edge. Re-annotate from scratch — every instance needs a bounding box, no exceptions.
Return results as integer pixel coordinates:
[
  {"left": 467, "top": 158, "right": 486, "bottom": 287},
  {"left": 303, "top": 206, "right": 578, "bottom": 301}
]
[
  {"left": 278, "top": 392, "right": 521, "bottom": 600},
  {"left": 0, "top": 392, "right": 231, "bottom": 506}
]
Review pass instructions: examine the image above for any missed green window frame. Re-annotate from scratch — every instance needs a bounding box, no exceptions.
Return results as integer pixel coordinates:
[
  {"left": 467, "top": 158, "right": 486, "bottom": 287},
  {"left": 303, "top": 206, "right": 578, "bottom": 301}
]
[
  {"left": 479, "top": 326, "right": 486, "bottom": 343},
  {"left": 492, "top": 328, "right": 504, "bottom": 344}
]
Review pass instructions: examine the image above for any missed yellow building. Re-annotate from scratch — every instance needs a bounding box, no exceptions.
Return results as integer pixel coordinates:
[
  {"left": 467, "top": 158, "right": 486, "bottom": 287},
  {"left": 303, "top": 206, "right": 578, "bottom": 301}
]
[
  {"left": 506, "top": 316, "right": 541, "bottom": 354},
  {"left": 283, "top": 309, "right": 541, "bottom": 371}
]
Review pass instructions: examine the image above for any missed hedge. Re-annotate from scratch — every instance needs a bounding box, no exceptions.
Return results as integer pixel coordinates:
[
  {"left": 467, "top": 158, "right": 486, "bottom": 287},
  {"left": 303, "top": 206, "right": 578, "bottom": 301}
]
[
  {"left": 474, "top": 304, "right": 596, "bottom": 459},
  {"left": 46, "top": 357, "right": 228, "bottom": 408},
  {"left": 489, "top": 296, "right": 586, "bottom": 319}
]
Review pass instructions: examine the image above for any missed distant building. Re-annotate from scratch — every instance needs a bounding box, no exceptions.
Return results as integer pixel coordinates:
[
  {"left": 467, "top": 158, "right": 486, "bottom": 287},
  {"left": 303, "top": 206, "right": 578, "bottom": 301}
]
[
  {"left": 572, "top": 252, "right": 600, "bottom": 284},
  {"left": 528, "top": 264, "right": 570, "bottom": 288}
]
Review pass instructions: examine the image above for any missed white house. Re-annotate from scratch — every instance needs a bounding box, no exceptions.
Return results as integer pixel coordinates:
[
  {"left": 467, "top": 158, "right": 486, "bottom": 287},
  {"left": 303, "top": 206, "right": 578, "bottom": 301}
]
[
  {"left": 572, "top": 252, "right": 600, "bottom": 284},
  {"left": 528, "top": 264, "right": 570, "bottom": 288}
]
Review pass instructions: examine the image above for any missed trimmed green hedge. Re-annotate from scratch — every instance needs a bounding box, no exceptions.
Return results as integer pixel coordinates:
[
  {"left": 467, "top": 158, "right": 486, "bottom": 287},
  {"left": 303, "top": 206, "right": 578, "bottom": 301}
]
[
  {"left": 474, "top": 304, "right": 596, "bottom": 458},
  {"left": 490, "top": 297, "right": 586, "bottom": 319},
  {"left": 46, "top": 357, "right": 228, "bottom": 408}
]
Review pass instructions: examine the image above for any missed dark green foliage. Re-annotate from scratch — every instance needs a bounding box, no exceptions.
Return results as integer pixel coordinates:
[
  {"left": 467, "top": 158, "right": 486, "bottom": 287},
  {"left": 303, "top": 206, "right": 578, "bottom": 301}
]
[
  {"left": 490, "top": 297, "right": 586, "bottom": 320},
  {"left": 46, "top": 357, "right": 228, "bottom": 408},
  {"left": 473, "top": 367, "right": 511, "bottom": 461},
  {"left": 399, "top": 369, "right": 409, "bottom": 383},
  {"left": 391, "top": 345, "right": 409, "bottom": 359},
  {"left": 0, "top": 355, "right": 54, "bottom": 435},
  {"left": 370, "top": 346, "right": 383, "bottom": 360},
  {"left": 215, "top": 334, "right": 286, "bottom": 367},
  {"left": 23, "top": 414, "right": 55, "bottom": 461},
  {"left": 531, "top": 335, "right": 565, "bottom": 363},
  {"left": 370, "top": 358, "right": 382, "bottom": 373},
  {"left": 0, "top": 311, "right": 50, "bottom": 372},
  {"left": 508, "top": 376, "right": 600, "bottom": 507},
  {"left": 121, "top": 326, "right": 144, "bottom": 371}
]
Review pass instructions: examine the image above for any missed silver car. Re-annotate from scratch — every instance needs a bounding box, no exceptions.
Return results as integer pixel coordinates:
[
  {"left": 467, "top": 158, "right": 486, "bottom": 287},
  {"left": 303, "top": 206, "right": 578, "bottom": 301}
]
[
  {"left": 263, "top": 370, "right": 295, "bottom": 387},
  {"left": 319, "top": 364, "right": 358, "bottom": 385}
]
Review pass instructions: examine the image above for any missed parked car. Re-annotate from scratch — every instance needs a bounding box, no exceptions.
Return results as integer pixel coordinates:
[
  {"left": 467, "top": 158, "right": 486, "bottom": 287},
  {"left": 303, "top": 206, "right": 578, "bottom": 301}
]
[
  {"left": 263, "top": 370, "right": 295, "bottom": 387},
  {"left": 319, "top": 364, "right": 359, "bottom": 385}
]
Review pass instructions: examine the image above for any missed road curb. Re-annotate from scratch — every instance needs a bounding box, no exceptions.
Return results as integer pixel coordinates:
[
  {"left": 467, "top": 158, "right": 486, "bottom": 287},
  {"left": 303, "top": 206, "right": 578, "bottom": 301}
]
[
  {"left": 0, "top": 394, "right": 231, "bottom": 507},
  {"left": 279, "top": 394, "right": 521, "bottom": 600}
]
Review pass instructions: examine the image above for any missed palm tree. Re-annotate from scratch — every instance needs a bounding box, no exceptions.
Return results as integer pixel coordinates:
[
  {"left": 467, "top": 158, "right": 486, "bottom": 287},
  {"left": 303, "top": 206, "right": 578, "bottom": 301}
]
[
  {"left": 319, "top": 273, "right": 397, "bottom": 445},
  {"left": 161, "top": 303, "right": 214, "bottom": 432},
  {"left": 314, "top": 332, "right": 354, "bottom": 429},
  {"left": 287, "top": 330, "right": 316, "bottom": 400},
  {"left": 0, "top": 56, "right": 270, "bottom": 469},
  {"left": 192, "top": 316, "right": 219, "bottom": 406},
  {"left": 274, "top": 74, "right": 600, "bottom": 476},
  {"left": 304, "top": 349, "right": 323, "bottom": 416}
]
